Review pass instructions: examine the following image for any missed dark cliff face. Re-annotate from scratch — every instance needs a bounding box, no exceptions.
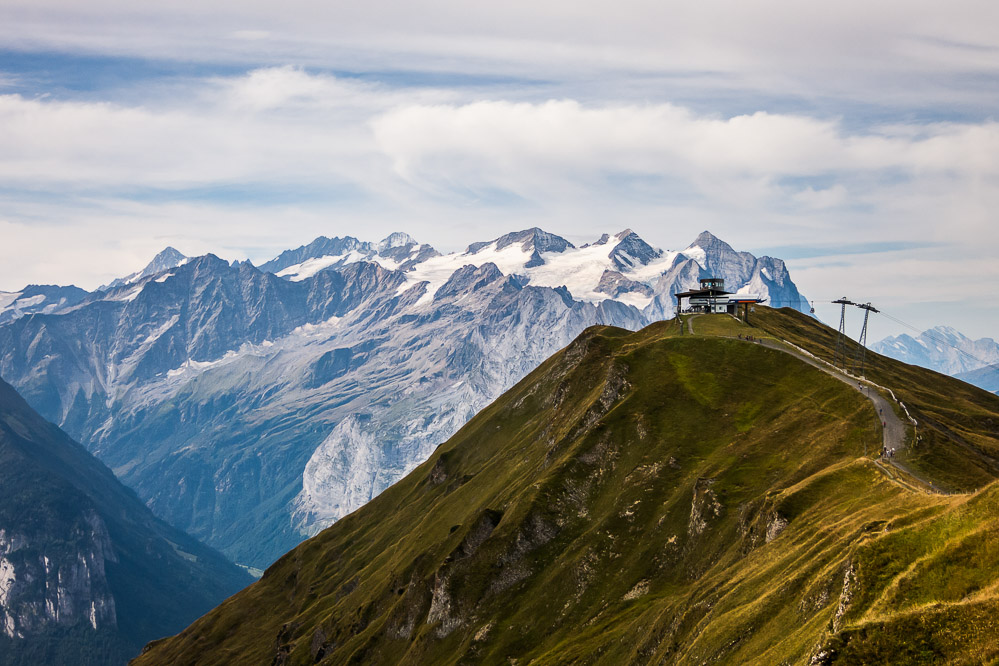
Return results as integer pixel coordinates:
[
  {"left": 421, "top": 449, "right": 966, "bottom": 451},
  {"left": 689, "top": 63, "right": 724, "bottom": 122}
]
[{"left": 0, "top": 377, "right": 252, "bottom": 665}]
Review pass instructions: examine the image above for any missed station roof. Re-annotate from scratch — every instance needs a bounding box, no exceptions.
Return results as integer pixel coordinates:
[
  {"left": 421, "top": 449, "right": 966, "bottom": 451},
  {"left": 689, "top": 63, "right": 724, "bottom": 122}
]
[
  {"left": 674, "top": 289, "right": 765, "bottom": 303},
  {"left": 674, "top": 287, "right": 732, "bottom": 298}
]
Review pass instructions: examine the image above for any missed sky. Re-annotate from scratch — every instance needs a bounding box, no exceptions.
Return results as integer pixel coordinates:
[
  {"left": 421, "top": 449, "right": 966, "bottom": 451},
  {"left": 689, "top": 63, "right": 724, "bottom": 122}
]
[{"left": 1, "top": 1, "right": 998, "bottom": 342}]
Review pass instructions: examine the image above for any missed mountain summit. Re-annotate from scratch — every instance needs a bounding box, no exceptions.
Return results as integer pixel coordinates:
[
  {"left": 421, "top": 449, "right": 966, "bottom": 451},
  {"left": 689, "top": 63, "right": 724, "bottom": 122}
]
[{"left": 99, "top": 246, "right": 189, "bottom": 291}]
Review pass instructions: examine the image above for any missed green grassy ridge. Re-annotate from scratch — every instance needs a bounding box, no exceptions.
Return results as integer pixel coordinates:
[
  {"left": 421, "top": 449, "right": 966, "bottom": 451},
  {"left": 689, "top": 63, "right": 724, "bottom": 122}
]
[{"left": 136, "top": 312, "right": 999, "bottom": 665}]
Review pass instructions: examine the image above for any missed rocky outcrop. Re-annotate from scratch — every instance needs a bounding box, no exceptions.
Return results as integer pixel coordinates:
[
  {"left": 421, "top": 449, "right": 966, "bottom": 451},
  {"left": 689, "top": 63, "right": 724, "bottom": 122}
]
[
  {"left": 688, "top": 478, "right": 725, "bottom": 537},
  {"left": 595, "top": 270, "right": 655, "bottom": 299}
]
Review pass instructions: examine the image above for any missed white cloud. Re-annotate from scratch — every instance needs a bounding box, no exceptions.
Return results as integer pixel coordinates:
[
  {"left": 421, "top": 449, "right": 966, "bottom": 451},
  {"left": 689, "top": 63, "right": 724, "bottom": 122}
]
[
  {"left": 0, "top": 69, "right": 997, "bottom": 275},
  {"left": 3, "top": 70, "right": 995, "bottom": 238},
  {"left": 374, "top": 101, "right": 999, "bottom": 182}
]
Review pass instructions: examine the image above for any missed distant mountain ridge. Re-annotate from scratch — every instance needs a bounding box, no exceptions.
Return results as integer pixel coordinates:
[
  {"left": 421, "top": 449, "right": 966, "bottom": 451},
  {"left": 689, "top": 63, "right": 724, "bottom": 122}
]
[
  {"left": 955, "top": 365, "right": 999, "bottom": 394},
  {"left": 258, "top": 233, "right": 440, "bottom": 277},
  {"left": 0, "top": 284, "right": 88, "bottom": 324},
  {"left": 873, "top": 326, "right": 999, "bottom": 378},
  {"left": 0, "top": 228, "right": 810, "bottom": 567}
]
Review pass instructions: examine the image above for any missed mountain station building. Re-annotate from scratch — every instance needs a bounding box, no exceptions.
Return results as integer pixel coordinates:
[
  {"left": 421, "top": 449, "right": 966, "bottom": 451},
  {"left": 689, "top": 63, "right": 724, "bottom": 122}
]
[{"left": 675, "top": 278, "right": 766, "bottom": 314}]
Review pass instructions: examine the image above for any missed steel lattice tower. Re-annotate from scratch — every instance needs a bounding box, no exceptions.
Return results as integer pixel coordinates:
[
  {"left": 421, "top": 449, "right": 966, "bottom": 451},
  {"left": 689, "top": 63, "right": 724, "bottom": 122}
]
[
  {"left": 832, "top": 298, "right": 854, "bottom": 369},
  {"left": 853, "top": 302, "right": 879, "bottom": 377}
]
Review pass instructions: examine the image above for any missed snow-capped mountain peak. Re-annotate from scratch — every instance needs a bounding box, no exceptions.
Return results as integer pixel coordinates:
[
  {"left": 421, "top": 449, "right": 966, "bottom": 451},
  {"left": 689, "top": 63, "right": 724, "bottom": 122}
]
[
  {"left": 377, "top": 232, "right": 418, "bottom": 253},
  {"left": 929, "top": 325, "right": 967, "bottom": 342},
  {"left": 687, "top": 230, "right": 734, "bottom": 253},
  {"left": 146, "top": 246, "right": 187, "bottom": 273},
  {"left": 261, "top": 228, "right": 807, "bottom": 316},
  {"left": 262, "top": 234, "right": 439, "bottom": 282},
  {"left": 100, "top": 246, "right": 189, "bottom": 291},
  {"left": 608, "top": 228, "right": 663, "bottom": 271},
  {"left": 466, "top": 227, "right": 574, "bottom": 257}
]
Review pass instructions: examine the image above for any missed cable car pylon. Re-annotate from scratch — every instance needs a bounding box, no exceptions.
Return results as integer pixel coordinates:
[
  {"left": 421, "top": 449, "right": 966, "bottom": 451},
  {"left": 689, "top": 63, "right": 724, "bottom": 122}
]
[
  {"left": 832, "top": 297, "right": 854, "bottom": 369},
  {"left": 853, "top": 302, "right": 879, "bottom": 377}
]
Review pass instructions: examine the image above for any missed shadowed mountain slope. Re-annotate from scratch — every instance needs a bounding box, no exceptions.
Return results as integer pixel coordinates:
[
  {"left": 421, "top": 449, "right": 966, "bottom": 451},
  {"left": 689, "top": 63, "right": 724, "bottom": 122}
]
[
  {"left": 135, "top": 308, "right": 999, "bottom": 665},
  {"left": 0, "top": 377, "right": 252, "bottom": 665}
]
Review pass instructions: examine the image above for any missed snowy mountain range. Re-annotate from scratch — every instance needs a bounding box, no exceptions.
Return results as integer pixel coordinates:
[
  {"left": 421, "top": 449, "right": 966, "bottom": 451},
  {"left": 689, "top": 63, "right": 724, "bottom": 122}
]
[
  {"left": 0, "top": 228, "right": 809, "bottom": 567},
  {"left": 263, "top": 228, "right": 807, "bottom": 316},
  {"left": 872, "top": 326, "right": 999, "bottom": 378}
]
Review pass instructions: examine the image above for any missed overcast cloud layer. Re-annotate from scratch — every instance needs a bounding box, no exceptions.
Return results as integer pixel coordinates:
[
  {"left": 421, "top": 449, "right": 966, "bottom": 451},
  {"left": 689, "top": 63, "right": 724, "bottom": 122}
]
[{"left": 1, "top": 0, "right": 998, "bottom": 341}]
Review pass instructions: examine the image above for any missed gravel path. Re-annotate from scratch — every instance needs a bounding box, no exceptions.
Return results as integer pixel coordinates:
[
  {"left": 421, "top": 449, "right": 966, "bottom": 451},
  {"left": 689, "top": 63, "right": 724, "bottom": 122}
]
[{"left": 756, "top": 338, "right": 939, "bottom": 491}]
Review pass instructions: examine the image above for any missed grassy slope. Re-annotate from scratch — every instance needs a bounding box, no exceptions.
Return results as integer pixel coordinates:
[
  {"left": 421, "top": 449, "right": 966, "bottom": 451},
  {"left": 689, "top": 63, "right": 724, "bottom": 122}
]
[{"left": 136, "top": 311, "right": 999, "bottom": 665}]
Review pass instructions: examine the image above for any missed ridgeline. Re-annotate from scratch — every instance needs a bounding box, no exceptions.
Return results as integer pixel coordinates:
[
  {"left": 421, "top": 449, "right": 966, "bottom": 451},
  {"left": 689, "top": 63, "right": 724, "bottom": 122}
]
[{"left": 135, "top": 307, "right": 999, "bottom": 665}]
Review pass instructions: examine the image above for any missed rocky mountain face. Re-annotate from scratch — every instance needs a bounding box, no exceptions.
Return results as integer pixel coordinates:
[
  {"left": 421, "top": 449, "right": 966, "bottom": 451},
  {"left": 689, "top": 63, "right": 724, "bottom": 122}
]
[
  {"left": 873, "top": 325, "right": 999, "bottom": 379},
  {"left": 0, "top": 228, "right": 809, "bottom": 567},
  {"left": 0, "top": 376, "right": 251, "bottom": 665},
  {"left": 133, "top": 309, "right": 999, "bottom": 665}
]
